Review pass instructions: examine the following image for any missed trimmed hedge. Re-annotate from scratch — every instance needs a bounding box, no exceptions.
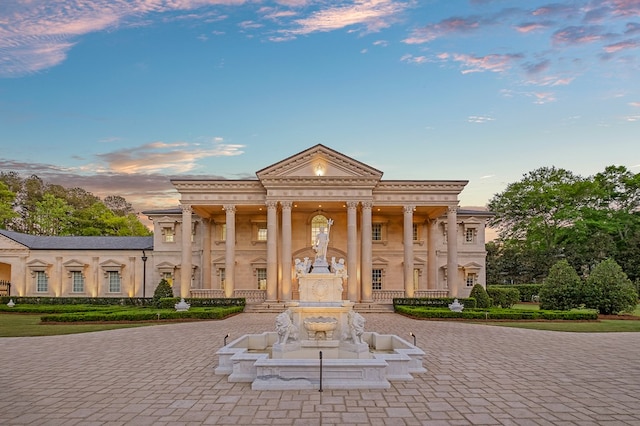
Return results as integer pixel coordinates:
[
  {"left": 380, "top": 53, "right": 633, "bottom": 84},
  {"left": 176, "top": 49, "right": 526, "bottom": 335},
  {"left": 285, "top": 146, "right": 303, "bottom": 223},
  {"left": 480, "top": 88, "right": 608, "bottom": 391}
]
[
  {"left": 0, "top": 304, "right": 116, "bottom": 314},
  {"left": 157, "top": 297, "right": 246, "bottom": 309},
  {"left": 487, "top": 287, "right": 520, "bottom": 308},
  {"left": 393, "top": 297, "right": 477, "bottom": 309},
  {"left": 40, "top": 306, "right": 244, "bottom": 323},
  {"left": 395, "top": 305, "right": 598, "bottom": 321},
  {"left": 488, "top": 284, "right": 543, "bottom": 302},
  {"left": 0, "top": 297, "right": 154, "bottom": 306}
]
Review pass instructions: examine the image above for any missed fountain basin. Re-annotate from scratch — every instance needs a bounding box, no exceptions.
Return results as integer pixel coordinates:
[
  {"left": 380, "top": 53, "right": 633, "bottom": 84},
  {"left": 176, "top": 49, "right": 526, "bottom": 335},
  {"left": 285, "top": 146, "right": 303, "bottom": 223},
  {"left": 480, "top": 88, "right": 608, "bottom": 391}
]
[{"left": 303, "top": 316, "right": 338, "bottom": 340}]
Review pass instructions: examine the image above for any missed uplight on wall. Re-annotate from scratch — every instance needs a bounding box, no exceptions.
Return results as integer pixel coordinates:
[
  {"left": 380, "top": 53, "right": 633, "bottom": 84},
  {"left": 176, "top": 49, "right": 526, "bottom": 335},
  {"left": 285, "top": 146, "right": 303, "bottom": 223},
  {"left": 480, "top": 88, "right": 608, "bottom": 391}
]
[{"left": 315, "top": 163, "right": 325, "bottom": 176}]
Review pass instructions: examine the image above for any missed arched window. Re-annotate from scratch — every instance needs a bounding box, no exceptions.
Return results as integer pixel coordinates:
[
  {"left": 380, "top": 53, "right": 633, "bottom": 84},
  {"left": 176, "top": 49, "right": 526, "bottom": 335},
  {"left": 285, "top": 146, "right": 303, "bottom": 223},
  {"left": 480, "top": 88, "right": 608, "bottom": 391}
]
[{"left": 311, "top": 215, "right": 329, "bottom": 245}]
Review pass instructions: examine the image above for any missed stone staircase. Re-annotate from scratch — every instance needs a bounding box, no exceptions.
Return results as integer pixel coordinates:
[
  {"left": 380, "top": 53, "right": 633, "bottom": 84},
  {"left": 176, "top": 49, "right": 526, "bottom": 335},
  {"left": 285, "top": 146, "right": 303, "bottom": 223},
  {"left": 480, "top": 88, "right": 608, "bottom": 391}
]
[{"left": 243, "top": 302, "right": 394, "bottom": 314}]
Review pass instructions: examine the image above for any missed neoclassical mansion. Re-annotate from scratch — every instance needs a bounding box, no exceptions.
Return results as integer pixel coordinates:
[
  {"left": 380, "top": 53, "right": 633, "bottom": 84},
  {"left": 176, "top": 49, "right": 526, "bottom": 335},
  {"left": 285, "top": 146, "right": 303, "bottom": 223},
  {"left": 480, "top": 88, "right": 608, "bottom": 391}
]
[{"left": 0, "top": 145, "right": 491, "bottom": 304}]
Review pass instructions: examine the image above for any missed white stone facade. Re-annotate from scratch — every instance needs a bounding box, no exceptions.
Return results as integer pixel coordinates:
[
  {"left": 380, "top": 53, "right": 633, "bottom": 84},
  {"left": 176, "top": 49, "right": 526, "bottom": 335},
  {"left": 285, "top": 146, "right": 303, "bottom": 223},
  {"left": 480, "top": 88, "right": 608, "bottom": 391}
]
[{"left": 0, "top": 145, "right": 491, "bottom": 302}]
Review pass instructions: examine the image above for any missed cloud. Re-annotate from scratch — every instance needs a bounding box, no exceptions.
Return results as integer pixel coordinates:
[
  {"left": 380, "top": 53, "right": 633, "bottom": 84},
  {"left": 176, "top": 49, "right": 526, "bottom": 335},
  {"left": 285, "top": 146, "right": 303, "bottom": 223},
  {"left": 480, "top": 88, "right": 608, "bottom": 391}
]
[
  {"left": 603, "top": 39, "right": 640, "bottom": 53},
  {"left": 452, "top": 53, "right": 523, "bottom": 74},
  {"left": 96, "top": 140, "right": 244, "bottom": 174},
  {"left": 552, "top": 25, "right": 609, "bottom": 45},
  {"left": 0, "top": 0, "right": 244, "bottom": 77},
  {"left": 400, "top": 54, "right": 428, "bottom": 64},
  {"left": 468, "top": 115, "right": 495, "bottom": 124},
  {"left": 287, "top": 0, "right": 412, "bottom": 36},
  {"left": 630, "top": 101, "right": 640, "bottom": 107}
]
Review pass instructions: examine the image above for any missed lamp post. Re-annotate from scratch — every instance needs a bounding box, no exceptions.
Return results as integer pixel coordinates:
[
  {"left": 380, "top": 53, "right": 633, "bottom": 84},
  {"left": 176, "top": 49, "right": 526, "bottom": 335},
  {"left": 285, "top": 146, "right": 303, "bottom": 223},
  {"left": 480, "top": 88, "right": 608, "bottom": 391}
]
[{"left": 142, "top": 250, "right": 148, "bottom": 298}]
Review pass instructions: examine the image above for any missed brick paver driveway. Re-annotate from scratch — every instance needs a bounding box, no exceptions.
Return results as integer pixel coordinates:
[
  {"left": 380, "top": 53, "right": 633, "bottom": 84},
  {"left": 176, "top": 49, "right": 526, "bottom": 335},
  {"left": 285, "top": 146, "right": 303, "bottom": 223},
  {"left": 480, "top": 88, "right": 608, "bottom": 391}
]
[{"left": 1, "top": 313, "right": 639, "bottom": 425}]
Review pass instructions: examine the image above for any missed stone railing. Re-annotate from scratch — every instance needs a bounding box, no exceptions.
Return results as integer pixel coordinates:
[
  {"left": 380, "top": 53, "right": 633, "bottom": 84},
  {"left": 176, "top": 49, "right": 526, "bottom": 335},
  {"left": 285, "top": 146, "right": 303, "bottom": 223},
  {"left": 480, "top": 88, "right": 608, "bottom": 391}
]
[
  {"left": 189, "top": 289, "right": 225, "bottom": 298},
  {"left": 372, "top": 290, "right": 405, "bottom": 303},
  {"left": 414, "top": 290, "right": 449, "bottom": 298},
  {"left": 233, "top": 289, "right": 266, "bottom": 304}
]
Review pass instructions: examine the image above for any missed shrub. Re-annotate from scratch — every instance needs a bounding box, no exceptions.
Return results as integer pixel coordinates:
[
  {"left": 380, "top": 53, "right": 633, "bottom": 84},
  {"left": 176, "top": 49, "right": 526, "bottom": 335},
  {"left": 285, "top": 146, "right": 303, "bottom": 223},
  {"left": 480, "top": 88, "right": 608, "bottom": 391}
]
[
  {"left": 539, "top": 260, "right": 581, "bottom": 310},
  {"left": 486, "top": 287, "right": 519, "bottom": 308},
  {"left": 582, "top": 259, "right": 638, "bottom": 315},
  {"left": 394, "top": 305, "right": 598, "bottom": 321},
  {"left": 393, "top": 297, "right": 477, "bottom": 309},
  {"left": 152, "top": 279, "right": 174, "bottom": 307},
  {"left": 469, "top": 284, "right": 491, "bottom": 308},
  {"left": 487, "top": 284, "right": 542, "bottom": 302}
]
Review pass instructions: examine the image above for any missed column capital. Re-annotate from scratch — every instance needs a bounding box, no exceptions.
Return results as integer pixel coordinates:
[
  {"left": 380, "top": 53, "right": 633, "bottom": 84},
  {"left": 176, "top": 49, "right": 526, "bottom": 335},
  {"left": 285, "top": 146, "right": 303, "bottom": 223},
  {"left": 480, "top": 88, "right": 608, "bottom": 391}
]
[
  {"left": 280, "top": 200, "right": 292, "bottom": 209},
  {"left": 361, "top": 200, "right": 373, "bottom": 209},
  {"left": 403, "top": 205, "right": 415, "bottom": 214},
  {"left": 180, "top": 204, "right": 193, "bottom": 213},
  {"left": 346, "top": 201, "right": 359, "bottom": 209},
  {"left": 223, "top": 204, "right": 236, "bottom": 213},
  {"left": 447, "top": 205, "right": 458, "bottom": 214},
  {"left": 265, "top": 200, "right": 278, "bottom": 209}
]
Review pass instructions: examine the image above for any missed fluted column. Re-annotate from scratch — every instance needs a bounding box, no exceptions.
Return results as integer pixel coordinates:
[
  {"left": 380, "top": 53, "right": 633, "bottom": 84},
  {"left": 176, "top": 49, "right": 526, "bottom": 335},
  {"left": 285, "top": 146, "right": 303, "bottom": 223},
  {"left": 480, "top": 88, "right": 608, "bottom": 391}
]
[
  {"left": 427, "top": 219, "right": 437, "bottom": 290},
  {"left": 281, "top": 201, "right": 292, "bottom": 301},
  {"left": 223, "top": 204, "right": 236, "bottom": 298},
  {"left": 266, "top": 200, "right": 278, "bottom": 302},
  {"left": 361, "top": 201, "right": 373, "bottom": 302},
  {"left": 403, "top": 205, "right": 415, "bottom": 297},
  {"left": 202, "top": 218, "right": 212, "bottom": 289},
  {"left": 447, "top": 206, "right": 459, "bottom": 297},
  {"left": 180, "top": 204, "right": 192, "bottom": 298},
  {"left": 347, "top": 201, "right": 359, "bottom": 302}
]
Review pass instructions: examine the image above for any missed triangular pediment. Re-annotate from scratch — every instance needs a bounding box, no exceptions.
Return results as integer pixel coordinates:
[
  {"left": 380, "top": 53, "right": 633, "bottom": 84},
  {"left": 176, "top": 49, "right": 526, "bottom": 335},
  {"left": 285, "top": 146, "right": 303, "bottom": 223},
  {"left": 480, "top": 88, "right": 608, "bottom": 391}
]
[
  {"left": 256, "top": 144, "right": 383, "bottom": 181},
  {"left": 0, "top": 234, "right": 28, "bottom": 250}
]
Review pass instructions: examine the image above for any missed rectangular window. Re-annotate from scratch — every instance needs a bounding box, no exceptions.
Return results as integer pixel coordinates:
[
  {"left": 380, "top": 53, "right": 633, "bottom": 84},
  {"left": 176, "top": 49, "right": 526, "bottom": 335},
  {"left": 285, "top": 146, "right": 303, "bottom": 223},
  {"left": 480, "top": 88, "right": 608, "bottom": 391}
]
[
  {"left": 108, "top": 271, "right": 121, "bottom": 293},
  {"left": 466, "top": 273, "right": 477, "bottom": 287},
  {"left": 36, "top": 271, "right": 48, "bottom": 292},
  {"left": 372, "top": 223, "right": 382, "bottom": 241},
  {"left": 257, "top": 226, "right": 268, "bottom": 241},
  {"left": 465, "top": 228, "right": 476, "bottom": 244},
  {"left": 72, "top": 271, "right": 84, "bottom": 293},
  {"left": 219, "top": 268, "right": 225, "bottom": 290},
  {"left": 372, "top": 269, "right": 383, "bottom": 290},
  {"left": 221, "top": 224, "right": 227, "bottom": 241},
  {"left": 164, "top": 228, "right": 174, "bottom": 243},
  {"left": 257, "top": 268, "right": 267, "bottom": 290},
  {"left": 413, "top": 223, "right": 419, "bottom": 241}
]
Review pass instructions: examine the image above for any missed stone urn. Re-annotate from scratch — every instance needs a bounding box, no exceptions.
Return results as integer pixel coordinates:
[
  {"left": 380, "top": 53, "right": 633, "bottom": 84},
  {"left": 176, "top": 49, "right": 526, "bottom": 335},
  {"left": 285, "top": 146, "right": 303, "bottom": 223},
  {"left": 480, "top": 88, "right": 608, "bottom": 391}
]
[{"left": 303, "top": 316, "right": 338, "bottom": 340}]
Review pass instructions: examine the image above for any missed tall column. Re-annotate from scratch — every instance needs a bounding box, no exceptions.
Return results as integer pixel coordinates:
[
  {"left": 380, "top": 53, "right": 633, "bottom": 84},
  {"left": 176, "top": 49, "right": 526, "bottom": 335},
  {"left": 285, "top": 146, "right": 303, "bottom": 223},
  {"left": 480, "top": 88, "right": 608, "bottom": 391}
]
[
  {"left": 223, "top": 205, "right": 236, "bottom": 298},
  {"left": 266, "top": 200, "right": 278, "bottom": 302},
  {"left": 347, "top": 201, "right": 359, "bottom": 302},
  {"left": 202, "top": 218, "right": 212, "bottom": 289},
  {"left": 427, "top": 219, "right": 437, "bottom": 290},
  {"left": 280, "top": 201, "right": 293, "bottom": 301},
  {"left": 403, "top": 205, "right": 415, "bottom": 297},
  {"left": 361, "top": 201, "right": 373, "bottom": 302},
  {"left": 447, "top": 206, "right": 459, "bottom": 297},
  {"left": 180, "top": 204, "right": 193, "bottom": 299}
]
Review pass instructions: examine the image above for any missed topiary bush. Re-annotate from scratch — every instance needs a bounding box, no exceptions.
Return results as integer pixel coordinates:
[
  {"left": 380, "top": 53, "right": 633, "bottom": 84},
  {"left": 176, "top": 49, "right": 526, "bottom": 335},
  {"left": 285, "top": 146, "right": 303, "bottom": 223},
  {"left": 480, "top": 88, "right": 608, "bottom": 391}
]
[
  {"left": 152, "top": 279, "right": 174, "bottom": 307},
  {"left": 582, "top": 259, "right": 638, "bottom": 315},
  {"left": 539, "top": 260, "right": 582, "bottom": 310},
  {"left": 469, "top": 284, "right": 491, "bottom": 308}
]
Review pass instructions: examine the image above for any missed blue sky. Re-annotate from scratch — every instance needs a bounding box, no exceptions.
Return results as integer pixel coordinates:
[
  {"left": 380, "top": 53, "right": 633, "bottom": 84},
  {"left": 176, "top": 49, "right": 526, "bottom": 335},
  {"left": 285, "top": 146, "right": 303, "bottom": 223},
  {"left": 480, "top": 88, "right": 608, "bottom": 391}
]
[{"left": 1, "top": 0, "right": 639, "bottom": 213}]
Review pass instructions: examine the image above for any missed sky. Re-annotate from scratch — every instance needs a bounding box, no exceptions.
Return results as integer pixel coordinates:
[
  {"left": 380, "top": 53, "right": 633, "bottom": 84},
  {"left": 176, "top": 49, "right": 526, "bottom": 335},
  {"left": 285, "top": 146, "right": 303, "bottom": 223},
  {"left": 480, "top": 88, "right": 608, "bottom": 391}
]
[{"left": 1, "top": 0, "right": 639, "bottom": 216}]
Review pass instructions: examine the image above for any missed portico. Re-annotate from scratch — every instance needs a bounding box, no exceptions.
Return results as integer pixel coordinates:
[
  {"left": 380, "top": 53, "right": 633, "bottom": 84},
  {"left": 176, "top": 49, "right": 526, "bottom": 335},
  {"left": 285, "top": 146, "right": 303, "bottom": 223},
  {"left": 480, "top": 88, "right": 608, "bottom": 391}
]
[{"left": 154, "top": 145, "right": 487, "bottom": 303}]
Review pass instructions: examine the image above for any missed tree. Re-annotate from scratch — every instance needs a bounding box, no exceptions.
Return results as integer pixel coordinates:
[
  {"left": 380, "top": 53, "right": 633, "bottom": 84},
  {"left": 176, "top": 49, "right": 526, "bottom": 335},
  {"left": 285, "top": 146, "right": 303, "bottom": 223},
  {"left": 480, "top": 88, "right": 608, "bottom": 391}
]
[
  {"left": 469, "top": 284, "right": 491, "bottom": 308},
  {"left": 539, "top": 260, "right": 582, "bottom": 310},
  {"left": 0, "top": 182, "right": 18, "bottom": 228},
  {"left": 104, "top": 195, "right": 134, "bottom": 216},
  {"left": 582, "top": 259, "right": 638, "bottom": 315},
  {"left": 152, "top": 279, "right": 175, "bottom": 306},
  {"left": 32, "top": 193, "right": 73, "bottom": 235}
]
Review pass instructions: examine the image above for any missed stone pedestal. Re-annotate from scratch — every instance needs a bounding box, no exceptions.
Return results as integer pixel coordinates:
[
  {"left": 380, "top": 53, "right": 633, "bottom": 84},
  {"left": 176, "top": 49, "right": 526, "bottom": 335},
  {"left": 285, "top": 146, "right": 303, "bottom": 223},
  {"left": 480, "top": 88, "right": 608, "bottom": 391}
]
[{"left": 298, "top": 274, "right": 343, "bottom": 303}]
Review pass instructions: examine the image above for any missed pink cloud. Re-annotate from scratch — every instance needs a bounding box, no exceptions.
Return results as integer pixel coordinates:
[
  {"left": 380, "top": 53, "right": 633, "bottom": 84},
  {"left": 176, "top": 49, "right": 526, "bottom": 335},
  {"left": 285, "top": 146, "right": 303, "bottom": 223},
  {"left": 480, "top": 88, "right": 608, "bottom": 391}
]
[
  {"left": 552, "top": 25, "right": 607, "bottom": 45},
  {"left": 451, "top": 53, "right": 523, "bottom": 74},
  {"left": 604, "top": 39, "right": 640, "bottom": 53}
]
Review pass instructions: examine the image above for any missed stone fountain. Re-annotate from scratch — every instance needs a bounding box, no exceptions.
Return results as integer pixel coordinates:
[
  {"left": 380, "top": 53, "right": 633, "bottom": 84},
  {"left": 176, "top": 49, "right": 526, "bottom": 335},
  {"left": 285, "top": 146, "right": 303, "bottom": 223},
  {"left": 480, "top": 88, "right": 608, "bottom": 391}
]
[{"left": 215, "top": 219, "right": 426, "bottom": 390}]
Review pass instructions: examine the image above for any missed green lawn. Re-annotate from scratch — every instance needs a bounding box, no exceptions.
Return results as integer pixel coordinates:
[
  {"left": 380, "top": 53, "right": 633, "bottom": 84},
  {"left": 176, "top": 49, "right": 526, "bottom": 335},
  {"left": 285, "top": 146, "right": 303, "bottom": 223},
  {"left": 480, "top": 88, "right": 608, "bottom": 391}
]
[
  {"left": 481, "top": 320, "right": 640, "bottom": 332},
  {"left": 0, "top": 313, "right": 159, "bottom": 337}
]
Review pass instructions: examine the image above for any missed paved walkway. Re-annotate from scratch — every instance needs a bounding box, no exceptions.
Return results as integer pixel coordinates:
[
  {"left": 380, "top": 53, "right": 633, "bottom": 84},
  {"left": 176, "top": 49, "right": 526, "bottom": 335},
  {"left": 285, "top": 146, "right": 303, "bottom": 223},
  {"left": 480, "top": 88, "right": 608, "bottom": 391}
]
[{"left": 1, "top": 313, "right": 640, "bottom": 425}]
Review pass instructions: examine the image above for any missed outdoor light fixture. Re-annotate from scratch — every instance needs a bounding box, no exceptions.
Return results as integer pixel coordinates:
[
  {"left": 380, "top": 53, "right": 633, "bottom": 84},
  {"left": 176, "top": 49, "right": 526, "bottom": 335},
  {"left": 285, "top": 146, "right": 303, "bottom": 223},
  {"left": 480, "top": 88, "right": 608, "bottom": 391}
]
[
  {"left": 141, "top": 250, "right": 148, "bottom": 298},
  {"left": 409, "top": 332, "right": 416, "bottom": 346},
  {"left": 224, "top": 333, "right": 230, "bottom": 346}
]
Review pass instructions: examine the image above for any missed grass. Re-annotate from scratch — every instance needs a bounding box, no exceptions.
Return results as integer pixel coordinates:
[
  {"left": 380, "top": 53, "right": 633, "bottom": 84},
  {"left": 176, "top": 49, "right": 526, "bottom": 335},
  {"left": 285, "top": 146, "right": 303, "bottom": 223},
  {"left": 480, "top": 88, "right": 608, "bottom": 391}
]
[
  {"left": 481, "top": 320, "right": 640, "bottom": 332},
  {"left": 0, "top": 313, "right": 158, "bottom": 337}
]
